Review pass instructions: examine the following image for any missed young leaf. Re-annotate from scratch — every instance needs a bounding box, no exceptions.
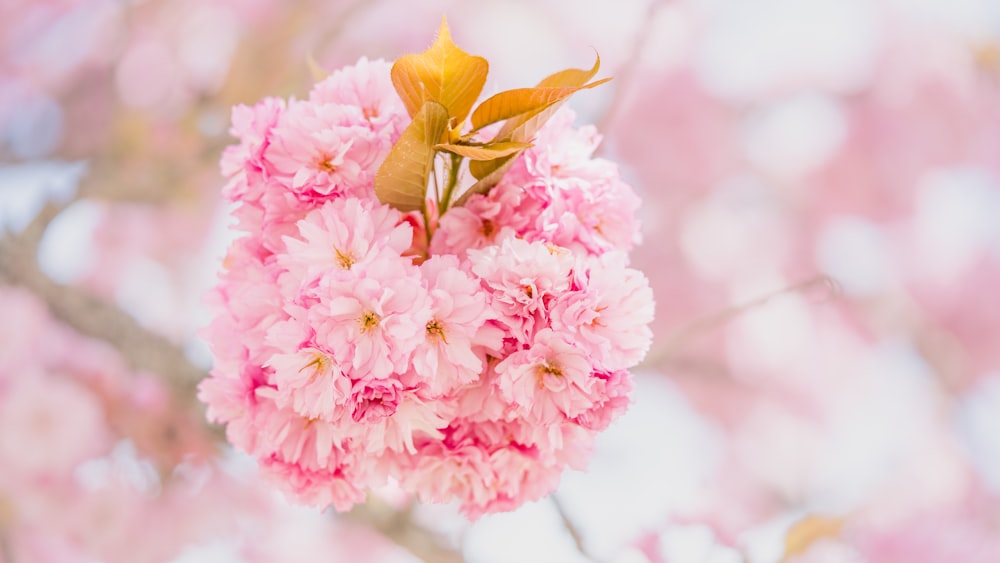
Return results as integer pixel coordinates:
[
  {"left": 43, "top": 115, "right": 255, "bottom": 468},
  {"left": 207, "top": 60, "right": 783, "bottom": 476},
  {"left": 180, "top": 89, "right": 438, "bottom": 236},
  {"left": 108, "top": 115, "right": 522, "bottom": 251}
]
[
  {"left": 434, "top": 141, "right": 532, "bottom": 160},
  {"left": 375, "top": 100, "right": 449, "bottom": 212},
  {"left": 466, "top": 54, "right": 609, "bottom": 186},
  {"left": 469, "top": 79, "right": 612, "bottom": 133},
  {"left": 306, "top": 53, "right": 329, "bottom": 82},
  {"left": 468, "top": 154, "right": 515, "bottom": 180},
  {"left": 390, "top": 17, "right": 489, "bottom": 124},
  {"left": 783, "top": 515, "right": 843, "bottom": 560},
  {"left": 536, "top": 52, "right": 602, "bottom": 88}
]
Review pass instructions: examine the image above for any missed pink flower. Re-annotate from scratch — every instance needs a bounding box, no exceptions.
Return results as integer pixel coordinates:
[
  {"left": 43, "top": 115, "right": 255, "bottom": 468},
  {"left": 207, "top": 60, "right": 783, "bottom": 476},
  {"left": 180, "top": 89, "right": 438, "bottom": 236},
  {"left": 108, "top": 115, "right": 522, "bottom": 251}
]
[
  {"left": 494, "top": 328, "right": 598, "bottom": 424},
  {"left": 550, "top": 251, "right": 655, "bottom": 370},
  {"left": 572, "top": 368, "right": 633, "bottom": 432},
  {"left": 468, "top": 236, "right": 575, "bottom": 342},
  {"left": 350, "top": 378, "right": 403, "bottom": 422},
  {"left": 260, "top": 454, "right": 364, "bottom": 512},
  {"left": 307, "top": 260, "right": 431, "bottom": 379},
  {"left": 251, "top": 398, "right": 343, "bottom": 471},
  {"left": 429, "top": 181, "right": 531, "bottom": 256},
  {"left": 280, "top": 197, "right": 413, "bottom": 290},
  {"left": 267, "top": 348, "right": 352, "bottom": 423},
  {"left": 308, "top": 57, "right": 408, "bottom": 137},
  {"left": 411, "top": 255, "right": 499, "bottom": 395},
  {"left": 348, "top": 389, "right": 451, "bottom": 455},
  {"left": 266, "top": 101, "right": 387, "bottom": 198},
  {"left": 221, "top": 97, "right": 285, "bottom": 203}
]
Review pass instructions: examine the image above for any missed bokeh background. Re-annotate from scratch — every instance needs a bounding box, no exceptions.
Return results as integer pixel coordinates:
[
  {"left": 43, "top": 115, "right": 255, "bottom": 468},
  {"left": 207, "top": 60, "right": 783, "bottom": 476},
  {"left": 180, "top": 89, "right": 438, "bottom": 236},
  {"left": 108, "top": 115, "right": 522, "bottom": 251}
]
[{"left": 2, "top": 0, "right": 1000, "bottom": 561}]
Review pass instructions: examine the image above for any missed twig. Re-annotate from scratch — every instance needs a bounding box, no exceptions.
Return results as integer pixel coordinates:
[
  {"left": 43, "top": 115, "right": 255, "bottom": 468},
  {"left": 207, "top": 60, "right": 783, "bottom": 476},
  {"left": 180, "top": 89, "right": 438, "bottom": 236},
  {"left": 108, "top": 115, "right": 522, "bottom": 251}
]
[
  {"left": 551, "top": 493, "right": 602, "bottom": 563},
  {"left": 0, "top": 533, "right": 12, "bottom": 563},
  {"left": 344, "top": 499, "right": 465, "bottom": 563},
  {"left": 644, "top": 274, "right": 841, "bottom": 369},
  {"left": 594, "top": 0, "right": 670, "bottom": 137},
  {"left": 0, "top": 234, "right": 206, "bottom": 399}
]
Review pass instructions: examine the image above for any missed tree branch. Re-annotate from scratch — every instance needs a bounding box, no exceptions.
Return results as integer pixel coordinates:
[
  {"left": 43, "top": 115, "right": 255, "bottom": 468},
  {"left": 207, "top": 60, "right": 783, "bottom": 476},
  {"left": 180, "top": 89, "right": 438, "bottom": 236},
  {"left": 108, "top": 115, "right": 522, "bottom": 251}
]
[
  {"left": 0, "top": 234, "right": 206, "bottom": 399},
  {"left": 594, "top": 0, "right": 670, "bottom": 138},
  {"left": 644, "top": 274, "right": 841, "bottom": 370},
  {"left": 551, "top": 493, "right": 603, "bottom": 563},
  {"left": 344, "top": 499, "right": 466, "bottom": 563}
]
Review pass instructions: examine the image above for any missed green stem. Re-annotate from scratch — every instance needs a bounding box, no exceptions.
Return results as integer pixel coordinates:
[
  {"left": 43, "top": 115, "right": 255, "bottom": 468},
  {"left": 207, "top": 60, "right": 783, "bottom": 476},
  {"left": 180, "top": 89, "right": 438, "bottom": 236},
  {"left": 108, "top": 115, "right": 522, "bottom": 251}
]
[
  {"left": 421, "top": 205, "right": 434, "bottom": 254},
  {"left": 438, "top": 152, "right": 462, "bottom": 216}
]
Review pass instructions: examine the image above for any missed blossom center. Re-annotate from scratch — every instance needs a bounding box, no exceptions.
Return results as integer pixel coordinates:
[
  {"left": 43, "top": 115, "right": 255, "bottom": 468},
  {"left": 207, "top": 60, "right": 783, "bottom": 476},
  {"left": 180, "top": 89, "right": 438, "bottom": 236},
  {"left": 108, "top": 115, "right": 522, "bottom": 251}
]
[
  {"left": 317, "top": 155, "right": 338, "bottom": 172},
  {"left": 334, "top": 247, "right": 356, "bottom": 269},
  {"left": 426, "top": 318, "right": 448, "bottom": 343},
  {"left": 358, "top": 310, "right": 381, "bottom": 334},
  {"left": 299, "top": 352, "right": 332, "bottom": 381},
  {"left": 537, "top": 361, "right": 563, "bottom": 378},
  {"left": 480, "top": 219, "right": 495, "bottom": 238}
]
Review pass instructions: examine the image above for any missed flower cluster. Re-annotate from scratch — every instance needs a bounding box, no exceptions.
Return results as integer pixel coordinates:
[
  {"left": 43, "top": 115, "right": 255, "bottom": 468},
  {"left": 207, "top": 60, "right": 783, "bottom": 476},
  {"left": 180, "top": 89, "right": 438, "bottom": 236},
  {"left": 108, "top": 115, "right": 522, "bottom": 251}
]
[{"left": 200, "top": 56, "right": 654, "bottom": 517}]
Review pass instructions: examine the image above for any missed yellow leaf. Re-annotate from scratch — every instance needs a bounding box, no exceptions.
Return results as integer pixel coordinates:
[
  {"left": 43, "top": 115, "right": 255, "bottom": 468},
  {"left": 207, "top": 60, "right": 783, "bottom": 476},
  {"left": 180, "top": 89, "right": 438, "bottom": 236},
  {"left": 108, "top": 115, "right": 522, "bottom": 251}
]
[
  {"left": 466, "top": 54, "right": 610, "bottom": 187},
  {"left": 375, "top": 101, "right": 449, "bottom": 212},
  {"left": 434, "top": 141, "right": 532, "bottom": 160},
  {"left": 306, "top": 53, "right": 328, "bottom": 82},
  {"left": 390, "top": 17, "right": 489, "bottom": 124},
  {"left": 536, "top": 52, "right": 601, "bottom": 88},
  {"left": 783, "top": 515, "right": 844, "bottom": 561},
  {"left": 469, "top": 80, "right": 611, "bottom": 133}
]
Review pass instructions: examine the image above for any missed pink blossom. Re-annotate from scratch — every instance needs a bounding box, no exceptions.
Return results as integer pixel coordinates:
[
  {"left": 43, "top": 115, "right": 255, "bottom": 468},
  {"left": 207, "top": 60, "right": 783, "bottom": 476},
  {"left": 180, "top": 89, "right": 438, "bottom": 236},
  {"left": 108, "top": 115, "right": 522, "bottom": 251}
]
[
  {"left": 411, "top": 255, "right": 499, "bottom": 395},
  {"left": 306, "top": 260, "right": 431, "bottom": 379},
  {"left": 348, "top": 389, "right": 451, "bottom": 455},
  {"left": 266, "top": 100, "right": 387, "bottom": 199},
  {"left": 220, "top": 96, "right": 285, "bottom": 203},
  {"left": 260, "top": 454, "right": 364, "bottom": 512},
  {"left": 572, "top": 368, "right": 633, "bottom": 432},
  {"left": 267, "top": 348, "right": 351, "bottom": 423},
  {"left": 280, "top": 197, "right": 412, "bottom": 290},
  {"left": 494, "top": 328, "right": 598, "bottom": 424},
  {"left": 550, "top": 251, "right": 655, "bottom": 370},
  {"left": 468, "top": 236, "right": 575, "bottom": 342},
  {"left": 429, "top": 181, "right": 529, "bottom": 256},
  {"left": 308, "top": 57, "right": 408, "bottom": 137},
  {"left": 350, "top": 377, "right": 403, "bottom": 422}
]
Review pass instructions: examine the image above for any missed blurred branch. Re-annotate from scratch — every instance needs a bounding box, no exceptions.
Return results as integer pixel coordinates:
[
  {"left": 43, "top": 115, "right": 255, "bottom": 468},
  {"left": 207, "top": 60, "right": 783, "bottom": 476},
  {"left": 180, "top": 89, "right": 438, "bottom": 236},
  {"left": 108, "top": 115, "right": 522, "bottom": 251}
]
[
  {"left": 551, "top": 494, "right": 603, "bottom": 563},
  {"left": 644, "top": 274, "right": 841, "bottom": 370},
  {"left": 594, "top": 0, "right": 669, "bottom": 137},
  {"left": 345, "top": 499, "right": 466, "bottom": 563},
  {"left": 0, "top": 532, "right": 11, "bottom": 563},
  {"left": 0, "top": 231, "right": 206, "bottom": 399}
]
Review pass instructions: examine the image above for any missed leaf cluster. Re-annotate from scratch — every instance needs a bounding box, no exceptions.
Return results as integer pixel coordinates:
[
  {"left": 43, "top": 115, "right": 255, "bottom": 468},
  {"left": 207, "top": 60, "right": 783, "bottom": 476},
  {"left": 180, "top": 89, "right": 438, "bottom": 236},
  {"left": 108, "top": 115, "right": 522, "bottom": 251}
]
[{"left": 374, "top": 17, "right": 610, "bottom": 217}]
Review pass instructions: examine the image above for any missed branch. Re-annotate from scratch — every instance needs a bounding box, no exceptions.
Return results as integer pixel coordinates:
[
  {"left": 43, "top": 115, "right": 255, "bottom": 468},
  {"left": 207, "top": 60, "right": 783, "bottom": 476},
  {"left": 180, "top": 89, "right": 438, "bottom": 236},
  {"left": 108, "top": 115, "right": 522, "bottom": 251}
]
[
  {"left": 551, "top": 494, "right": 603, "bottom": 563},
  {"left": 644, "top": 274, "right": 841, "bottom": 370},
  {"left": 344, "top": 499, "right": 466, "bottom": 563},
  {"left": 594, "top": 0, "right": 669, "bottom": 138},
  {"left": 0, "top": 234, "right": 206, "bottom": 400}
]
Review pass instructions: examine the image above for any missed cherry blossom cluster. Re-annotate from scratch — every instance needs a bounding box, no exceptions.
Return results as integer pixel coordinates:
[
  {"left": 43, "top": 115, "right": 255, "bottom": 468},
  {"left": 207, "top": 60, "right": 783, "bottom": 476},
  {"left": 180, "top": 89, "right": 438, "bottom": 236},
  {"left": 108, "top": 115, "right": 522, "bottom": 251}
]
[{"left": 200, "top": 57, "right": 654, "bottom": 517}]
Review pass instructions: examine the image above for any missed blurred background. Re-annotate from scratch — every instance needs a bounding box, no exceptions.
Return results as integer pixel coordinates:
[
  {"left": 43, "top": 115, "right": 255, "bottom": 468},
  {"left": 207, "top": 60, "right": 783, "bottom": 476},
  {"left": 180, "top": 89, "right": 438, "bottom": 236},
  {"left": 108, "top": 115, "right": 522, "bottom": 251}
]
[{"left": 2, "top": 0, "right": 1000, "bottom": 561}]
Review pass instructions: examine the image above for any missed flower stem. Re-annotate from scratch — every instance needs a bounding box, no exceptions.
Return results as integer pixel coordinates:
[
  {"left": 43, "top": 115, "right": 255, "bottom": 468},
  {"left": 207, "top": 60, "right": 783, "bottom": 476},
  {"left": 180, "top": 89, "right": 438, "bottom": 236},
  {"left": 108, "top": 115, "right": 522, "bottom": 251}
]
[
  {"left": 439, "top": 152, "right": 462, "bottom": 216},
  {"left": 421, "top": 205, "right": 434, "bottom": 253}
]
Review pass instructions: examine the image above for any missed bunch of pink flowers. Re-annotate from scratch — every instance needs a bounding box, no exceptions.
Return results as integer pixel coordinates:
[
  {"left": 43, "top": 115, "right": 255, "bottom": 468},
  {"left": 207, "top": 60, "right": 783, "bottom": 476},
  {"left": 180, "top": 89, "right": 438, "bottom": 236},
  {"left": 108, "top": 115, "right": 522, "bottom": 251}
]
[{"left": 200, "top": 56, "right": 654, "bottom": 517}]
